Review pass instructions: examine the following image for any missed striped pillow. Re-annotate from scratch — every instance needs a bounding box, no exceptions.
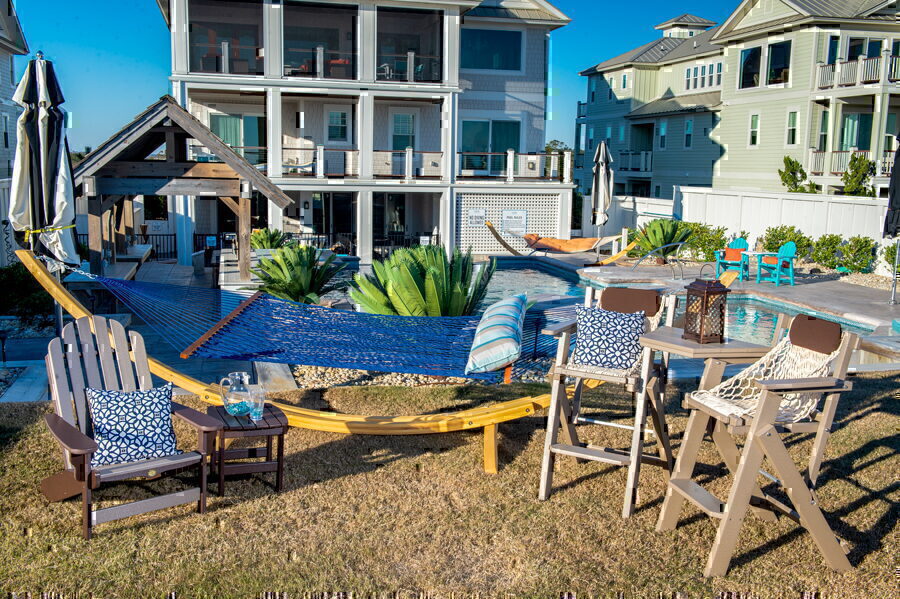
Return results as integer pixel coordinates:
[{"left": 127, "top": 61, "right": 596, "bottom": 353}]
[{"left": 465, "top": 294, "right": 528, "bottom": 374}]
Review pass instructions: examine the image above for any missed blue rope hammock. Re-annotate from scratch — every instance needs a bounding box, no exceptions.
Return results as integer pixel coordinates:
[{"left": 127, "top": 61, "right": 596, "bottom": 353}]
[{"left": 94, "top": 276, "right": 577, "bottom": 381}]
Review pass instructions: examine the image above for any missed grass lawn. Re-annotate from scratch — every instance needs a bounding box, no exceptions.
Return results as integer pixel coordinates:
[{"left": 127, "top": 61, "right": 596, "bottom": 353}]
[{"left": 0, "top": 374, "right": 896, "bottom": 597}]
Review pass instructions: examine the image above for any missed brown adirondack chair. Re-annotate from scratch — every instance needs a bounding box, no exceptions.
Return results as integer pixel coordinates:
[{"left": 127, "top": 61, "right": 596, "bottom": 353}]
[
  {"left": 41, "top": 316, "right": 222, "bottom": 539},
  {"left": 656, "top": 314, "right": 859, "bottom": 577},
  {"left": 539, "top": 287, "right": 678, "bottom": 517}
]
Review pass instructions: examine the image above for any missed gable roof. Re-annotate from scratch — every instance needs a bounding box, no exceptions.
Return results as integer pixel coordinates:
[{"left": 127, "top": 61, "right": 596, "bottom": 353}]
[
  {"left": 73, "top": 96, "right": 291, "bottom": 209},
  {"left": 655, "top": 14, "right": 718, "bottom": 29},
  {"left": 465, "top": 0, "right": 570, "bottom": 25},
  {"left": 580, "top": 26, "right": 723, "bottom": 75},
  {"left": 626, "top": 90, "right": 722, "bottom": 119},
  {"left": 0, "top": 0, "right": 29, "bottom": 55},
  {"left": 714, "top": 0, "right": 898, "bottom": 41}
]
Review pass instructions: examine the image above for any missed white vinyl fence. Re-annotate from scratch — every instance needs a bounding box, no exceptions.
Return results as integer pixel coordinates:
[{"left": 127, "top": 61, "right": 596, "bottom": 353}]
[
  {"left": 675, "top": 186, "right": 888, "bottom": 243},
  {"left": 583, "top": 195, "right": 674, "bottom": 238},
  {"left": 0, "top": 179, "right": 15, "bottom": 268}
]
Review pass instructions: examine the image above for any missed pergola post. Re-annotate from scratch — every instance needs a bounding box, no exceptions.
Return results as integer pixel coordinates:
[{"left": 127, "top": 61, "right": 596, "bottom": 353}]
[
  {"left": 87, "top": 197, "right": 103, "bottom": 275},
  {"left": 238, "top": 196, "right": 252, "bottom": 281}
]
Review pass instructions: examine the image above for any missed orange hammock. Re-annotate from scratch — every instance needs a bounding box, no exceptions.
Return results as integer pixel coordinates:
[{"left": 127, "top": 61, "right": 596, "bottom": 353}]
[{"left": 484, "top": 221, "right": 621, "bottom": 260}]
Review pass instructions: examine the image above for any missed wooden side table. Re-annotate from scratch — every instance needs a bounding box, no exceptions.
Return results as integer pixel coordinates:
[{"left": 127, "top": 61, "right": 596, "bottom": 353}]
[{"left": 206, "top": 404, "right": 289, "bottom": 496}]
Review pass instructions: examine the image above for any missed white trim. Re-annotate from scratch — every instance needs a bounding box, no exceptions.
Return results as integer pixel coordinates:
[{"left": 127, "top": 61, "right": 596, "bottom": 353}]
[
  {"left": 658, "top": 118, "right": 668, "bottom": 151},
  {"left": 684, "top": 117, "right": 694, "bottom": 150},
  {"left": 388, "top": 105, "right": 421, "bottom": 150},
  {"left": 784, "top": 107, "right": 800, "bottom": 148},
  {"left": 459, "top": 25, "right": 526, "bottom": 76},
  {"left": 324, "top": 102, "right": 354, "bottom": 147},
  {"left": 748, "top": 112, "right": 761, "bottom": 148}
]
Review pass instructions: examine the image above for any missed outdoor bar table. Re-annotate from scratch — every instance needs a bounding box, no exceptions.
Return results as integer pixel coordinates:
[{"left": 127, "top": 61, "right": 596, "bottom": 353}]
[{"left": 631, "top": 326, "right": 771, "bottom": 512}]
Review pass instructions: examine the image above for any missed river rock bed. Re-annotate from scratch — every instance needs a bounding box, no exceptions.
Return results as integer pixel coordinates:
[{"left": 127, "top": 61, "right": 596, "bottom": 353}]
[{"left": 292, "top": 361, "right": 550, "bottom": 389}]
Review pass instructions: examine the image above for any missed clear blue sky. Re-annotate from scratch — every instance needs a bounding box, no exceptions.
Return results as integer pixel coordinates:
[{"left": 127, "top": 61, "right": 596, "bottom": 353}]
[{"left": 16, "top": 0, "right": 735, "bottom": 151}]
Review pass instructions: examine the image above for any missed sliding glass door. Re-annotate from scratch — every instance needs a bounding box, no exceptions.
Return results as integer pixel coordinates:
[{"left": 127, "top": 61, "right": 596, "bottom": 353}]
[{"left": 460, "top": 119, "right": 521, "bottom": 175}]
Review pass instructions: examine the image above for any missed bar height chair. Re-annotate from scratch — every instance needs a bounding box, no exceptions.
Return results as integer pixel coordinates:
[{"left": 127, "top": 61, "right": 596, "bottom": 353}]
[
  {"left": 656, "top": 314, "right": 859, "bottom": 576},
  {"left": 539, "top": 287, "right": 678, "bottom": 518}
]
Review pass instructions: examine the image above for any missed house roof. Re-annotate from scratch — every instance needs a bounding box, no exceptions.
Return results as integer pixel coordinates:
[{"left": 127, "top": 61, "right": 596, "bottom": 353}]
[
  {"left": 581, "top": 25, "right": 724, "bottom": 75},
  {"left": 655, "top": 14, "right": 718, "bottom": 29},
  {"left": 464, "top": 6, "right": 569, "bottom": 24},
  {"left": 73, "top": 96, "right": 291, "bottom": 210},
  {"left": 656, "top": 26, "right": 723, "bottom": 63},
  {"left": 0, "top": 0, "right": 29, "bottom": 55},
  {"left": 785, "top": 0, "right": 895, "bottom": 17},
  {"left": 626, "top": 91, "right": 722, "bottom": 119}
]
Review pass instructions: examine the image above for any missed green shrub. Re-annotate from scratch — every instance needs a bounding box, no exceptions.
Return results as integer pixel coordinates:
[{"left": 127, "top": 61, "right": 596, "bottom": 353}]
[
  {"left": 0, "top": 263, "right": 55, "bottom": 325},
  {"left": 761, "top": 225, "right": 813, "bottom": 261},
  {"left": 883, "top": 242, "right": 900, "bottom": 274},
  {"left": 841, "top": 153, "right": 876, "bottom": 197},
  {"left": 633, "top": 219, "right": 692, "bottom": 262},
  {"left": 811, "top": 234, "right": 844, "bottom": 269},
  {"left": 679, "top": 221, "right": 727, "bottom": 262},
  {"left": 251, "top": 245, "right": 345, "bottom": 304},
  {"left": 350, "top": 245, "right": 495, "bottom": 317},
  {"left": 250, "top": 228, "right": 288, "bottom": 250},
  {"left": 841, "top": 236, "right": 877, "bottom": 273}
]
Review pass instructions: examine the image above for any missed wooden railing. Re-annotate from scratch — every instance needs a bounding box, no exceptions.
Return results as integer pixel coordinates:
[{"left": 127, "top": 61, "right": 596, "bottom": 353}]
[{"left": 817, "top": 52, "right": 899, "bottom": 89}]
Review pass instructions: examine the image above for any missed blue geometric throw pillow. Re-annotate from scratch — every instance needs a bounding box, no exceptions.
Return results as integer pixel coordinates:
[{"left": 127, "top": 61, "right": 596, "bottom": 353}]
[
  {"left": 571, "top": 307, "right": 646, "bottom": 370},
  {"left": 86, "top": 383, "right": 180, "bottom": 468}
]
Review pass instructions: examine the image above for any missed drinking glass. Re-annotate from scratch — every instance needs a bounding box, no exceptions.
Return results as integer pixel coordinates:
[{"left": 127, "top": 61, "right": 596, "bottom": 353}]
[{"left": 249, "top": 385, "right": 266, "bottom": 422}]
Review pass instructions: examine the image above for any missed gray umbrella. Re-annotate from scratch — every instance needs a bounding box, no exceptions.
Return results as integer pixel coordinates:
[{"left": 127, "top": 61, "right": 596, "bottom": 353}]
[
  {"left": 592, "top": 140, "right": 614, "bottom": 229},
  {"left": 8, "top": 53, "right": 79, "bottom": 269},
  {"left": 886, "top": 146, "right": 900, "bottom": 304}
]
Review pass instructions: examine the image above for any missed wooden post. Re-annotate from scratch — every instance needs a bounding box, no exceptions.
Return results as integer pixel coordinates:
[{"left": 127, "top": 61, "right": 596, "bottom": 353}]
[
  {"left": 123, "top": 196, "right": 134, "bottom": 242},
  {"left": 87, "top": 197, "right": 103, "bottom": 275},
  {"left": 238, "top": 196, "right": 251, "bottom": 281},
  {"left": 114, "top": 197, "right": 128, "bottom": 255}
]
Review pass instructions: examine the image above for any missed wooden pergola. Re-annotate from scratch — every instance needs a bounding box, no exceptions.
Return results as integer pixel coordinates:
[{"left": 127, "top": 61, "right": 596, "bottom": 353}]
[{"left": 72, "top": 96, "right": 291, "bottom": 281}]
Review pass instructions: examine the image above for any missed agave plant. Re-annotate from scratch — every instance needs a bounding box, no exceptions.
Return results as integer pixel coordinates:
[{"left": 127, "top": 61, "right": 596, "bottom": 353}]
[
  {"left": 349, "top": 245, "right": 495, "bottom": 317},
  {"left": 251, "top": 245, "right": 345, "bottom": 304},
  {"left": 634, "top": 219, "right": 693, "bottom": 262},
  {"left": 250, "top": 228, "right": 288, "bottom": 250}
]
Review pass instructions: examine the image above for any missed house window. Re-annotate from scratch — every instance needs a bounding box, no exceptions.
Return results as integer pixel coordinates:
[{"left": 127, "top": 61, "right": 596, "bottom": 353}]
[
  {"left": 654, "top": 185, "right": 661, "bottom": 198},
  {"left": 605, "top": 125, "right": 612, "bottom": 141},
  {"left": 827, "top": 35, "right": 840, "bottom": 64},
  {"left": 391, "top": 112, "right": 415, "bottom": 150},
  {"left": 608, "top": 77, "right": 614, "bottom": 100},
  {"left": 684, "top": 118, "right": 693, "bottom": 149},
  {"left": 893, "top": 40, "right": 900, "bottom": 57},
  {"left": 749, "top": 114, "right": 760, "bottom": 146},
  {"left": 685, "top": 68, "right": 692, "bottom": 90},
  {"left": 740, "top": 46, "right": 762, "bottom": 89},
  {"left": 328, "top": 109, "right": 351, "bottom": 144},
  {"left": 708, "top": 63, "right": 715, "bottom": 87},
  {"left": 461, "top": 29, "right": 522, "bottom": 71},
  {"left": 621, "top": 73, "right": 628, "bottom": 89},
  {"left": 659, "top": 120, "right": 668, "bottom": 149},
  {"left": 2, "top": 115, "right": 8, "bottom": 148},
  {"left": 716, "top": 62, "right": 723, "bottom": 86},
  {"left": 377, "top": 7, "right": 444, "bottom": 83},
  {"left": 8, "top": 56, "right": 13, "bottom": 84},
  {"left": 818, "top": 110, "right": 829, "bottom": 151},
  {"left": 283, "top": 2, "right": 358, "bottom": 80},
  {"left": 693, "top": 66, "right": 699, "bottom": 89},
  {"left": 767, "top": 41, "right": 791, "bottom": 85},
  {"left": 461, "top": 119, "right": 520, "bottom": 171},
  {"left": 590, "top": 77, "right": 597, "bottom": 103},
  {"left": 885, "top": 113, "right": 897, "bottom": 153},
  {"left": 618, "top": 124, "right": 625, "bottom": 142},
  {"left": 700, "top": 65, "right": 706, "bottom": 88},
  {"left": 786, "top": 111, "right": 798, "bottom": 146},
  {"left": 848, "top": 38, "right": 866, "bottom": 60},
  {"left": 587, "top": 126, "right": 594, "bottom": 150}
]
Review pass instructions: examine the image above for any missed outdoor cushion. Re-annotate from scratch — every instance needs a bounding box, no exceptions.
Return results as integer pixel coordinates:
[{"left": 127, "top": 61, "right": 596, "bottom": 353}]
[
  {"left": 762, "top": 256, "right": 790, "bottom": 267},
  {"left": 571, "top": 306, "right": 645, "bottom": 370},
  {"left": 465, "top": 294, "right": 528, "bottom": 374},
  {"left": 724, "top": 248, "right": 744, "bottom": 262},
  {"left": 86, "top": 383, "right": 180, "bottom": 468}
]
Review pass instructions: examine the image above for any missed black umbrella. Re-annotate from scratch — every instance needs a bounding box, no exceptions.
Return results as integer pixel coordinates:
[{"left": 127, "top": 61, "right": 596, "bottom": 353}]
[
  {"left": 8, "top": 52, "right": 79, "bottom": 267},
  {"left": 886, "top": 146, "right": 900, "bottom": 304}
]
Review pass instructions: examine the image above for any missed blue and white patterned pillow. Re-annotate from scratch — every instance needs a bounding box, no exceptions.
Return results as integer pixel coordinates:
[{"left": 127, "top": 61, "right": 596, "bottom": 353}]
[
  {"left": 465, "top": 294, "right": 528, "bottom": 374},
  {"left": 86, "top": 383, "right": 180, "bottom": 468},
  {"left": 571, "top": 307, "right": 646, "bottom": 370}
]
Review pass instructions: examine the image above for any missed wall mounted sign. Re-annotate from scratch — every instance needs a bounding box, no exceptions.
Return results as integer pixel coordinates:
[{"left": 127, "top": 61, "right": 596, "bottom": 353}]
[{"left": 502, "top": 209, "right": 527, "bottom": 236}]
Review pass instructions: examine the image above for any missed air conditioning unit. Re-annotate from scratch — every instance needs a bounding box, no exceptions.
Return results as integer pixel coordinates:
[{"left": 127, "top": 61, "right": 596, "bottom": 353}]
[{"left": 522, "top": 154, "right": 542, "bottom": 174}]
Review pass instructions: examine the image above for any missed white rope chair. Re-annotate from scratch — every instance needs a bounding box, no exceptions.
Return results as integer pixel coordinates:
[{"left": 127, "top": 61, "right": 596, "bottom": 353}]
[{"left": 657, "top": 314, "right": 859, "bottom": 577}]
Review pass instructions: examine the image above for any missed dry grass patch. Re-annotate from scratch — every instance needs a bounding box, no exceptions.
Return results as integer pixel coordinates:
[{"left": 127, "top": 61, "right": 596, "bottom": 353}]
[{"left": 0, "top": 375, "right": 897, "bottom": 597}]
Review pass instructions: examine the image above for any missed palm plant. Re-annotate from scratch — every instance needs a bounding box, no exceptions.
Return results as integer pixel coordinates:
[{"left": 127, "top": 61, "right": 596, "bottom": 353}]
[
  {"left": 634, "top": 219, "right": 693, "bottom": 263},
  {"left": 250, "top": 228, "right": 288, "bottom": 250},
  {"left": 251, "top": 245, "right": 345, "bottom": 304},
  {"left": 349, "top": 245, "right": 496, "bottom": 317}
]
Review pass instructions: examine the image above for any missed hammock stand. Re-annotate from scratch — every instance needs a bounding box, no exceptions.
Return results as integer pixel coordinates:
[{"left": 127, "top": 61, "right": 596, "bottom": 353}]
[{"left": 17, "top": 249, "right": 598, "bottom": 473}]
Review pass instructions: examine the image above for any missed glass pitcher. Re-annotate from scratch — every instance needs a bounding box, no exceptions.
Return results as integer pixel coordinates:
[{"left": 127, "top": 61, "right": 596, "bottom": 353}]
[{"left": 219, "top": 371, "right": 252, "bottom": 416}]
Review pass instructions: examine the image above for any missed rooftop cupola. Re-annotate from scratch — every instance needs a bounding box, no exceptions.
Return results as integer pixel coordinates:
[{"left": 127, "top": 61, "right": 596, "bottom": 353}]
[{"left": 655, "top": 14, "right": 717, "bottom": 38}]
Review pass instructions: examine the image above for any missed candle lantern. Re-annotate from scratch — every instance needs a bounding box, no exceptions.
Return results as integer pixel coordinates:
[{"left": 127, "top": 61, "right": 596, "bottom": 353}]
[{"left": 683, "top": 279, "right": 730, "bottom": 344}]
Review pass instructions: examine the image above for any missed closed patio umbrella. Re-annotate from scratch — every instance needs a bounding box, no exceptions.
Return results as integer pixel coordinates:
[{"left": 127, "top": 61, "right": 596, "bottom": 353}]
[
  {"left": 8, "top": 52, "right": 79, "bottom": 270},
  {"left": 592, "top": 140, "right": 614, "bottom": 230},
  {"left": 885, "top": 146, "right": 900, "bottom": 304}
]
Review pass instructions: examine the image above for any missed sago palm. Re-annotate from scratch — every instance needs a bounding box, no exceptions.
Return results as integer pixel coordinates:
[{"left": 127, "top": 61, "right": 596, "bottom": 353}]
[
  {"left": 252, "top": 245, "right": 345, "bottom": 304},
  {"left": 349, "top": 245, "right": 495, "bottom": 317},
  {"left": 634, "top": 219, "right": 693, "bottom": 262},
  {"left": 250, "top": 228, "right": 288, "bottom": 250}
]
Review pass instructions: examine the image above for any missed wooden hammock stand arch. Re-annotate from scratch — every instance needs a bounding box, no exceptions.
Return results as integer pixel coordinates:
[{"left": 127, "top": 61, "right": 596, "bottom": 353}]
[{"left": 18, "top": 249, "right": 600, "bottom": 473}]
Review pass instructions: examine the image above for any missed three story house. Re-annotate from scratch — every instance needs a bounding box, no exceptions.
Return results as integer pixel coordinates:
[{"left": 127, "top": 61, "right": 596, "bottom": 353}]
[
  {"left": 574, "top": 0, "right": 900, "bottom": 216},
  {"left": 156, "top": 0, "right": 573, "bottom": 264}
]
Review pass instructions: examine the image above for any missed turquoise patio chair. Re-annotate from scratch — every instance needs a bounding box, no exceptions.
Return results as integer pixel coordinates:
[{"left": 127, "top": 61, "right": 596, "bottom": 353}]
[
  {"left": 756, "top": 241, "right": 796, "bottom": 286},
  {"left": 715, "top": 237, "right": 750, "bottom": 281}
]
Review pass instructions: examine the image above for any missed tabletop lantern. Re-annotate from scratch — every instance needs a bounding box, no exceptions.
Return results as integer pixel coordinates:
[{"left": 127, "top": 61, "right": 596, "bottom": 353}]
[{"left": 683, "top": 279, "right": 730, "bottom": 344}]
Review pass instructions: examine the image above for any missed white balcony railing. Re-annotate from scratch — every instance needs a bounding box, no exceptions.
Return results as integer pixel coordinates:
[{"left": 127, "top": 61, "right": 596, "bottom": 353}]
[
  {"left": 457, "top": 151, "right": 572, "bottom": 183},
  {"left": 817, "top": 51, "right": 899, "bottom": 89},
  {"left": 373, "top": 149, "right": 444, "bottom": 180},
  {"left": 808, "top": 149, "right": 884, "bottom": 177},
  {"left": 618, "top": 150, "right": 653, "bottom": 173},
  {"left": 282, "top": 146, "right": 359, "bottom": 178}
]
